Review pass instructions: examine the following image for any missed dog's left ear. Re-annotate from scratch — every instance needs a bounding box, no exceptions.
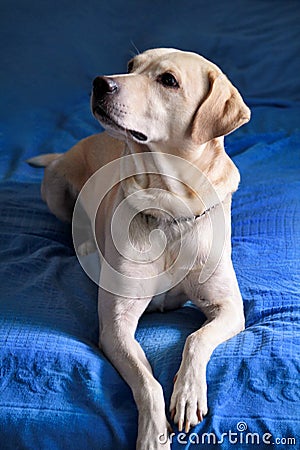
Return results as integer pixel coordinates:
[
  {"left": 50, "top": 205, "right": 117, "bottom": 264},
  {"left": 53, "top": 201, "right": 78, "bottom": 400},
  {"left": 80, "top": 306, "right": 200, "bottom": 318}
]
[{"left": 192, "top": 71, "right": 251, "bottom": 145}]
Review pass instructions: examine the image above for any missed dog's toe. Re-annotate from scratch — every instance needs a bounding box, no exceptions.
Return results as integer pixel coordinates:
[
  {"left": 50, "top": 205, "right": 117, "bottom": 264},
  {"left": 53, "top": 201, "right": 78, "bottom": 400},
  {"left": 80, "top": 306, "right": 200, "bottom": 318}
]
[{"left": 169, "top": 368, "right": 208, "bottom": 432}]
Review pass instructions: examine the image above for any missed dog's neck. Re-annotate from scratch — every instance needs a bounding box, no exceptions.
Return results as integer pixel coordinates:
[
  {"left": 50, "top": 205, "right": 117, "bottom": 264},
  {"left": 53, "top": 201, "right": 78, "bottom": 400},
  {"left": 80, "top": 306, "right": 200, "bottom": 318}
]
[
  {"left": 140, "top": 202, "right": 219, "bottom": 225},
  {"left": 120, "top": 137, "right": 239, "bottom": 220}
]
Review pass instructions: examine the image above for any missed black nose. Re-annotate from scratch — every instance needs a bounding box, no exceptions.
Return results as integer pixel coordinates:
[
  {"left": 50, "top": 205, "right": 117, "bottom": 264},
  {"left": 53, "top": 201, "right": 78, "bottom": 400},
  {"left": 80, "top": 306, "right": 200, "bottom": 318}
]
[{"left": 93, "top": 76, "right": 119, "bottom": 97}]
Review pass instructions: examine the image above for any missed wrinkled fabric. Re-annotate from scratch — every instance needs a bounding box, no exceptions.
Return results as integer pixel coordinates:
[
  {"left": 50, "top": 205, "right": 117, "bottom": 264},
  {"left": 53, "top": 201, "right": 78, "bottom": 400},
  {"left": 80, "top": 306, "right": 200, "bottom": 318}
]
[{"left": 0, "top": 1, "right": 299, "bottom": 449}]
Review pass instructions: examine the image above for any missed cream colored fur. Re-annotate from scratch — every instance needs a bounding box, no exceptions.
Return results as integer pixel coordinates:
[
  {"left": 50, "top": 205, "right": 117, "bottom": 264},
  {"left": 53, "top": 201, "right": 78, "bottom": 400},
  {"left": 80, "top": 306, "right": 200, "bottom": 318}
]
[{"left": 28, "top": 48, "right": 250, "bottom": 450}]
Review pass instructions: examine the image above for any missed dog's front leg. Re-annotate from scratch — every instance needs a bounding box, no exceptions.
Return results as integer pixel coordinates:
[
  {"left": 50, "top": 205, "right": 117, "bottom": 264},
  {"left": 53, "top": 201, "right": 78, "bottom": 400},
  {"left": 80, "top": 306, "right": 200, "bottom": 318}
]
[
  {"left": 98, "top": 288, "right": 171, "bottom": 450},
  {"left": 170, "top": 262, "right": 245, "bottom": 433}
]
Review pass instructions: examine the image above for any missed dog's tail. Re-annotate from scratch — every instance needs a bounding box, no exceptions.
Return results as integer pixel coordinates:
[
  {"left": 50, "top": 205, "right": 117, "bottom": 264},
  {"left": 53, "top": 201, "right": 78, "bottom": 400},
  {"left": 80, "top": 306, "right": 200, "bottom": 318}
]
[{"left": 26, "top": 153, "right": 63, "bottom": 168}]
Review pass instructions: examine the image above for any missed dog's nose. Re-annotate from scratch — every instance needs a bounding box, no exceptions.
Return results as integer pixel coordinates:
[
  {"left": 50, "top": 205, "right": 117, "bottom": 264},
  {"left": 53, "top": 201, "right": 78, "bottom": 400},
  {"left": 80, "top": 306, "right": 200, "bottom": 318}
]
[{"left": 93, "top": 76, "right": 119, "bottom": 97}]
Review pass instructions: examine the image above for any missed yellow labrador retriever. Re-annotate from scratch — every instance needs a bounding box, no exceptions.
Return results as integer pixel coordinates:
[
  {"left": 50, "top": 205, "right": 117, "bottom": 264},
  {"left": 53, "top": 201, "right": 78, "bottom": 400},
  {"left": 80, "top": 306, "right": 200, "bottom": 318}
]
[{"left": 28, "top": 48, "right": 250, "bottom": 450}]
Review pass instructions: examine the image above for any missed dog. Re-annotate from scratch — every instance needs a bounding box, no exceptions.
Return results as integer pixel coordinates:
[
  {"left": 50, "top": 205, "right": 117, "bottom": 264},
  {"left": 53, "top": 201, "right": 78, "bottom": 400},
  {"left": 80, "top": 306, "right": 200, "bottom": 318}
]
[{"left": 28, "top": 48, "right": 250, "bottom": 450}]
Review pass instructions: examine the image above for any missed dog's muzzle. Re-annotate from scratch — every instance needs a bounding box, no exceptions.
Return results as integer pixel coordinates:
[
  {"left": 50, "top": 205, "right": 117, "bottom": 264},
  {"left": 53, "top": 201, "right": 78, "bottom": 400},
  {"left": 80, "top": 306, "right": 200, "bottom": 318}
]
[
  {"left": 92, "top": 76, "right": 148, "bottom": 142},
  {"left": 93, "top": 76, "right": 119, "bottom": 97},
  {"left": 92, "top": 76, "right": 119, "bottom": 114},
  {"left": 91, "top": 76, "right": 120, "bottom": 123}
]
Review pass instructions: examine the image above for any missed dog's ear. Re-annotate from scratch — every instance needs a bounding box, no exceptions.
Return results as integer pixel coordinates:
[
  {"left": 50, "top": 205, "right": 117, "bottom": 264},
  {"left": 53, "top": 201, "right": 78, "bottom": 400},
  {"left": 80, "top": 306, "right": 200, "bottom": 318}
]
[{"left": 191, "top": 72, "right": 250, "bottom": 145}]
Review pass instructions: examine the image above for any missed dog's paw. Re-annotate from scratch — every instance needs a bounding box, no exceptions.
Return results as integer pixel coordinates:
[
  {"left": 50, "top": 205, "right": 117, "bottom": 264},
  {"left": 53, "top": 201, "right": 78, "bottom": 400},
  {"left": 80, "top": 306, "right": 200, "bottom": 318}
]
[
  {"left": 169, "top": 368, "right": 208, "bottom": 433},
  {"left": 137, "top": 417, "right": 171, "bottom": 450}
]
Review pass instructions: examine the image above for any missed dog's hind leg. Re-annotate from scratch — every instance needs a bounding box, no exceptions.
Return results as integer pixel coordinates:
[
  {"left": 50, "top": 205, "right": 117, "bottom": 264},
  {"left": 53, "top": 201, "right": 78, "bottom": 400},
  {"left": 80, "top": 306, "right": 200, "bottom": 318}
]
[
  {"left": 28, "top": 153, "right": 79, "bottom": 223},
  {"left": 40, "top": 161, "right": 78, "bottom": 222}
]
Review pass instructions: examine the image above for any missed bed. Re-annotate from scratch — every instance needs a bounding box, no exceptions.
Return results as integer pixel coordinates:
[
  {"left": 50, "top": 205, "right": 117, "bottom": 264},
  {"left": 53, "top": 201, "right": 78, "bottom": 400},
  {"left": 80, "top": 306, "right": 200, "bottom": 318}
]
[{"left": 0, "top": 1, "right": 299, "bottom": 448}]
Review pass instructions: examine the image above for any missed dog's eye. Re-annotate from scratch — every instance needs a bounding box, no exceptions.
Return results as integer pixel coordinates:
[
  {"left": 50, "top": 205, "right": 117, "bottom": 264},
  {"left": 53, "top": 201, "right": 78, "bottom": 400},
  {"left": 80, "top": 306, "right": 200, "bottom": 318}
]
[
  {"left": 157, "top": 72, "right": 179, "bottom": 88},
  {"left": 127, "top": 60, "right": 134, "bottom": 73}
]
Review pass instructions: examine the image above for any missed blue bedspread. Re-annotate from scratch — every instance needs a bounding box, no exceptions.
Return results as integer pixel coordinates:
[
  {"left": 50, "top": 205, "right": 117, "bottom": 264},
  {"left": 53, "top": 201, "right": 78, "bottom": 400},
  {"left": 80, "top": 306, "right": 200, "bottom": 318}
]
[{"left": 0, "top": 1, "right": 299, "bottom": 449}]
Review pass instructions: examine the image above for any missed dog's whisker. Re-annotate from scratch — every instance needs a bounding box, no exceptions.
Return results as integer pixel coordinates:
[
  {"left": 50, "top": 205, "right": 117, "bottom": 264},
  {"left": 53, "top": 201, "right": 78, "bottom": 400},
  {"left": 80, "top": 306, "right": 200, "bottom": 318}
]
[{"left": 130, "top": 40, "right": 140, "bottom": 55}]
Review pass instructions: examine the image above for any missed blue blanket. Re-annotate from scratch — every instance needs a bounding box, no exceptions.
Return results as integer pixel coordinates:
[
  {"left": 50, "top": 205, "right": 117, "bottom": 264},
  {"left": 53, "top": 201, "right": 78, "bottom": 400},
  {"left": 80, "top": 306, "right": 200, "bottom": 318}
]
[{"left": 0, "top": 1, "right": 299, "bottom": 449}]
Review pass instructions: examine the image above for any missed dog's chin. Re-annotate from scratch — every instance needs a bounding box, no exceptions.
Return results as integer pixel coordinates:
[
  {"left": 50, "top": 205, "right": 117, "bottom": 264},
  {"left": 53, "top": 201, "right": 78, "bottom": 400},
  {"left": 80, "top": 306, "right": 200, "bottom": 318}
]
[{"left": 93, "top": 106, "right": 148, "bottom": 143}]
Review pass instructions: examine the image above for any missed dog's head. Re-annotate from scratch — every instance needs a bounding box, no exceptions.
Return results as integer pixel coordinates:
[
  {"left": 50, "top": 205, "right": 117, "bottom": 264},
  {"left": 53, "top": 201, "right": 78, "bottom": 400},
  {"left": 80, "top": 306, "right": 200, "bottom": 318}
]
[{"left": 92, "top": 48, "right": 250, "bottom": 149}]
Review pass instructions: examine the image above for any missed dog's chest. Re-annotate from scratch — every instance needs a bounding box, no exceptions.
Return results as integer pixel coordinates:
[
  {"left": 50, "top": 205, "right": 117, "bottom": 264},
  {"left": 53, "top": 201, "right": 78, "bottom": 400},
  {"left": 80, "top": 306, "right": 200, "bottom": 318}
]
[{"left": 129, "top": 214, "right": 213, "bottom": 271}]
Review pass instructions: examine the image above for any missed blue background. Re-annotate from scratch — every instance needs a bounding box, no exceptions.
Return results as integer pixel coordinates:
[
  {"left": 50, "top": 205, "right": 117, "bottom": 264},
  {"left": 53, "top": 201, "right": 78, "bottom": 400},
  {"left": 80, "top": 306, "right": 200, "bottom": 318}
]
[{"left": 0, "top": 1, "right": 299, "bottom": 449}]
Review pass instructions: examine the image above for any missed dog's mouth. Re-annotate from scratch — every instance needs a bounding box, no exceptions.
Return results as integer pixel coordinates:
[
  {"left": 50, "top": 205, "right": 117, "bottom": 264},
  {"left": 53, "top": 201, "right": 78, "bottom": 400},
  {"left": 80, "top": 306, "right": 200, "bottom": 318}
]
[
  {"left": 128, "top": 130, "right": 148, "bottom": 142},
  {"left": 93, "top": 105, "right": 148, "bottom": 143}
]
